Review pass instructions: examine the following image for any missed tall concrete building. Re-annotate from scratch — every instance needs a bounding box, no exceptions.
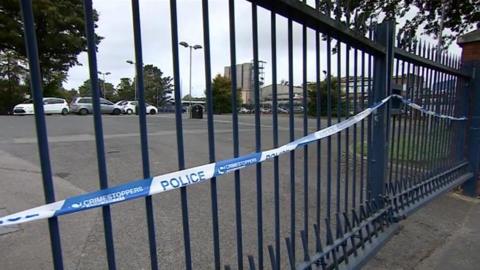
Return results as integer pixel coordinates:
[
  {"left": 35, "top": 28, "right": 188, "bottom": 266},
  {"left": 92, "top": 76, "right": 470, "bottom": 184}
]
[
  {"left": 224, "top": 61, "right": 265, "bottom": 104},
  {"left": 224, "top": 63, "right": 253, "bottom": 104}
]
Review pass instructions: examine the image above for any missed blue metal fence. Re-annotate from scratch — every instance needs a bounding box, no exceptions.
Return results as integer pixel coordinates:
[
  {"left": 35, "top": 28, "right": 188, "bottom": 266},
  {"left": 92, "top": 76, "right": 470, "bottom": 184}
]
[{"left": 14, "top": 0, "right": 474, "bottom": 269}]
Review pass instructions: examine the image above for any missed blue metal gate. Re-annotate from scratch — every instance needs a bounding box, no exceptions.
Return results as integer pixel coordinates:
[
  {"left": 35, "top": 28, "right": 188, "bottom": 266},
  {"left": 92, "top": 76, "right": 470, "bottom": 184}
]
[{"left": 3, "top": 0, "right": 475, "bottom": 269}]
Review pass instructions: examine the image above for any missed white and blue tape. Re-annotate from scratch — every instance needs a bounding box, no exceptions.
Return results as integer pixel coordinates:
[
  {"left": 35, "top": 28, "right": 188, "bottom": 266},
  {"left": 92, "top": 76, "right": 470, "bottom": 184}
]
[
  {"left": 0, "top": 95, "right": 466, "bottom": 226},
  {"left": 392, "top": 94, "right": 467, "bottom": 121}
]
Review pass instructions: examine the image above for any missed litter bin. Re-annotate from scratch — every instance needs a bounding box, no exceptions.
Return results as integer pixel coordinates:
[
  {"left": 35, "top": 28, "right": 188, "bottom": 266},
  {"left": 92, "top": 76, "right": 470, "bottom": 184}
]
[{"left": 191, "top": 104, "right": 203, "bottom": 119}]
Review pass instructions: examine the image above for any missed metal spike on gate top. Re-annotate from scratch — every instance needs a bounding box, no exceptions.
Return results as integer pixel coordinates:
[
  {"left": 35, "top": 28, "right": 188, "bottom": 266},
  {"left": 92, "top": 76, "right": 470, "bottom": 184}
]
[
  {"left": 395, "top": 181, "right": 401, "bottom": 195},
  {"left": 267, "top": 245, "right": 277, "bottom": 270},
  {"left": 248, "top": 255, "right": 256, "bottom": 270},
  {"left": 360, "top": 204, "right": 367, "bottom": 221},
  {"left": 325, "top": 218, "right": 339, "bottom": 268},
  {"left": 285, "top": 237, "right": 295, "bottom": 270},
  {"left": 343, "top": 212, "right": 357, "bottom": 256},
  {"left": 417, "top": 40, "right": 422, "bottom": 57},
  {"left": 335, "top": 213, "right": 348, "bottom": 264},
  {"left": 351, "top": 209, "right": 366, "bottom": 248},
  {"left": 313, "top": 224, "right": 327, "bottom": 269},
  {"left": 422, "top": 40, "right": 427, "bottom": 59},
  {"left": 351, "top": 209, "right": 360, "bottom": 227},
  {"left": 300, "top": 230, "right": 310, "bottom": 264},
  {"left": 335, "top": 212, "right": 344, "bottom": 238},
  {"left": 325, "top": 218, "right": 334, "bottom": 245},
  {"left": 343, "top": 212, "right": 353, "bottom": 232},
  {"left": 365, "top": 200, "right": 373, "bottom": 214},
  {"left": 313, "top": 223, "right": 323, "bottom": 252}
]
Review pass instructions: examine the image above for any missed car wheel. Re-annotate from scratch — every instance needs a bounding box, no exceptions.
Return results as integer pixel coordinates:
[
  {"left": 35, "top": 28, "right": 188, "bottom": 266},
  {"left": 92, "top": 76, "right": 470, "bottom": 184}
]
[
  {"left": 79, "top": 108, "right": 88, "bottom": 115},
  {"left": 126, "top": 109, "right": 133, "bottom": 115},
  {"left": 61, "top": 108, "right": 68, "bottom": 115},
  {"left": 150, "top": 109, "right": 156, "bottom": 115},
  {"left": 113, "top": 108, "right": 121, "bottom": 115}
]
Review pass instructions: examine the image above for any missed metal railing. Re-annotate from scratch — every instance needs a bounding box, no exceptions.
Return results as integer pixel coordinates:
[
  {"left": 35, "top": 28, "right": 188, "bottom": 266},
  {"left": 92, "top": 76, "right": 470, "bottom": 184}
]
[{"left": 15, "top": 0, "right": 473, "bottom": 269}]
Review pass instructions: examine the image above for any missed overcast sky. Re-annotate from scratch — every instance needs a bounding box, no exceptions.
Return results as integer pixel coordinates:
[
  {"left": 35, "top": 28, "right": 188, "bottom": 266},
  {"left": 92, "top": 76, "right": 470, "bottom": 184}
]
[{"left": 63, "top": 0, "right": 461, "bottom": 98}]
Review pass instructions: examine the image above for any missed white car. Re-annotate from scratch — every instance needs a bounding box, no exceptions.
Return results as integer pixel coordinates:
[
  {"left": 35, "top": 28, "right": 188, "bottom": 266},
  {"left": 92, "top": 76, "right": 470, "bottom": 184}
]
[
  {"left": 122, "top": 101, "right": 158, "bottom": 115},
  {"left": 13, "top": 97, "right": 69, "bottom": 115}
]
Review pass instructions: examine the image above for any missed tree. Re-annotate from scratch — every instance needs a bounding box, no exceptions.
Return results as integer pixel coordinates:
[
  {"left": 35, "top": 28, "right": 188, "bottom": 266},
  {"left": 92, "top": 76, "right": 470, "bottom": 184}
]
[
  {"left": 210, "top": 74, "right": 242, "bottom": 114},
  {"left": 317, "top": 0, "right": 479, "bottom": 49},
  {"left": 0, "top": 0, "right": 102, "bottom": 95},
  {"left": 116, "top": 78, "right": 135, "bottom": 101},
  {"left": 141, "top": 64, "right": 173, "bottom": 106},
  {"left": 0, "top": 51, "right": 28, "bottom": 113},
  {"left": 307, "top": 76, "right": 346, "bottom": 117},
  {"left": 182, "top": 94, "right": 205, "bottom": 102},
  {"left": 78, "top": 78, "right": 113, "bottom": 99}
]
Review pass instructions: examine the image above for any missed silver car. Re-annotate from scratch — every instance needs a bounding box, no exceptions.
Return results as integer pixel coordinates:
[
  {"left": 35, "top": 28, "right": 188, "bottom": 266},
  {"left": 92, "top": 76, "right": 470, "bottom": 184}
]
[{"left": 70, "top": 97, "right": 122, "bottom": 115}]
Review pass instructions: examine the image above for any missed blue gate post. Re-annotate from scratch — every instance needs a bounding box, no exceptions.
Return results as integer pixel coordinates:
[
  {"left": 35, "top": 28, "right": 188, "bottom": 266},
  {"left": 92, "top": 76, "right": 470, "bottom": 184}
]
[
  {"left": 367, "top": 20, "right": 395, "bottom": 202},
  {"left": 458, "top": 30, "right": 480, "bottom": 196}
]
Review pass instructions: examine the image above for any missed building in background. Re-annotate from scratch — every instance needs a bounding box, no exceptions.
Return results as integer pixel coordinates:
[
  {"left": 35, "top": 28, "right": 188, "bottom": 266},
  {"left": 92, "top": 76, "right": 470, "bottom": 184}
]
[
  {"left": 224, "top": 61, "right": 266, "bottom": 104},
  {"left": 260, "top": 82, "right": 303, "bottom": 105}
]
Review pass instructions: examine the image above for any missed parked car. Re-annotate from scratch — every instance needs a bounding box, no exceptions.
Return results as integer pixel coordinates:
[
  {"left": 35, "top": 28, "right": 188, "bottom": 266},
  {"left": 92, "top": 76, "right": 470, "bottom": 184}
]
[
  {"left": 238, "top": 107, "right": 251, "bottom": 114},
  {"left": 70, "top": 97, "right": 122, "bottom": 115},
  {"left": 277, "top": 106, "right": 289, "bottom": 113},
  {"left": 122, "top": 101, "right": 158, "bottom": 115},
  {"left": 259, "top": 107, "right": 271, "bottom": 113},
  {"left": 13, "top": 97, "right": 69, "bottom": 115}
]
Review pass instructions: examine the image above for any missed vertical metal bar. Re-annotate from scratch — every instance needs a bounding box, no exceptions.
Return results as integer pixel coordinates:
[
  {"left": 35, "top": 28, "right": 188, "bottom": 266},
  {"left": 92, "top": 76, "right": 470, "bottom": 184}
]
[
  {"left": 83, "top": 0, "right": 117, "bottom": 268},
  {"left": 394, "top": 59, "right": 405, "bottom": 183},
  {"left": 326, "top": 34, "right": 333, "bottom": 222},
  {"left": 414, "top": 42, "right": 427, "bottom": 182},
  {"left": 367, "top": 20, "right": 394, "bottom": 203},
  {"left": 314, "top": 0, "right": 322, "bottom": 239},
  {"left": 19, "top": 1, "right": 64, "bottom": 269},
  {"left": 251, "top": 4, "right": 263, "bottom": 269},
  {"left": 424, "top": 45, "right": 435, "bottom": 178},
  {"left": 439, "top": 69, "right": 450, "bottom": 171},
  {"left": 336, "top": 40, "right": 342, "bottom": 223},
  {"left": 445, "top": 71, "right": 456, "bottom": 167},
  {"left": 287, "top": 17, "right": 296, "bottom": 265},
  {"left": 201, "top": 0, "right": 220, "bottom": 268},
  {"left": 425, "top": 45, "right": 436, "bottom": 177},
  {"left": 345, "top": 43, "right": 351, "bottom": 213},
  {"left": 169, "top": 1, "right": 192, "bottom": 268},
  {"left": 399, "top": 60, "right": 412, "bottom": 182},
  {"left": 270, "top": 10, "right": 280, "bottom": 269},
  {"left": 360, "top": 49, "right": 366, "bottom": 203},
  {"left": 419, "top": 43, "right": 431, "bottom": 181},
  {"left": 406, "top": 43, "right": 418, "bottom": 183},
  {"left": 228, "top": 1, "right": 243, "bottom": 267},
  {"left": 352, "top": 48, "right": 358, "bottom": 209},
  {"left": 301, "top": 1, "right": 309, "bottom": 254},
  {"left": 366, "top": 26, "right": 373, "bottom": 202},
  {"left": 389, "top": 57, "right": 400, "bottom": 183},
  {"left": 130, "top": 1, "right": 158, "bottom": 269}
]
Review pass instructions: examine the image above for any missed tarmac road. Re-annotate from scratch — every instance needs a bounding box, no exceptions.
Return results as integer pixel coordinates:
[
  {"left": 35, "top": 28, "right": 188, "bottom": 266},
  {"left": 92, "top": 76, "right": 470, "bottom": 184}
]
[
  {"left": 1, "top": 113, "right": 466, "bottom": 270},
  {"left": 0, "top": 113, "right": 353, "bottom": 269}
]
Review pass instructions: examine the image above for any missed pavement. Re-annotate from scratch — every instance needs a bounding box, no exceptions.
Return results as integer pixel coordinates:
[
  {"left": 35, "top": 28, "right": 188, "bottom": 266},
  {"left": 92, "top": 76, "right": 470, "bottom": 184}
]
[
  {"left": 365, "top": 192, "right": 480, "bottom": 270},
  {"left": 0, "top": 114, "right": 478, "bottom": 269}
]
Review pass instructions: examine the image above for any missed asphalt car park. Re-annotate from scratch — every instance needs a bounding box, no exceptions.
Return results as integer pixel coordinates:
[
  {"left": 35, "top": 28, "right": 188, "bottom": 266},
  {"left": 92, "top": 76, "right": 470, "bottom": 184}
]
[{"left": 0, "top": 113, "right": 350, "bottom": 269}]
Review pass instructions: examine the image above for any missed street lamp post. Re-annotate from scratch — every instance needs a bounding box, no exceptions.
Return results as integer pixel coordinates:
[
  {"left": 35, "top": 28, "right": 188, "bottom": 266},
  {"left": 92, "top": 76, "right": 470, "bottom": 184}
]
[
  {"left": 179, "top": 41, "right": 202, "bottom": 113},
  {"left": 126, "top": 60, "right": 137, "bottom": 100},
  {"left": 97, "top": 71, "right": 111, "bottom": 99}
]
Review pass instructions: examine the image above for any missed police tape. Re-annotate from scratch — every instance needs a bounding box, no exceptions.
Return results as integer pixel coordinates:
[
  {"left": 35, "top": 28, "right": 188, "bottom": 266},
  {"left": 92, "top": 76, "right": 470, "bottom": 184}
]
[
  {"left": 392, "top": 94, "right": 467, "bottom": 121},
  {"left": 0, "top": 95, "right": 465, "bottom": 226}
]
